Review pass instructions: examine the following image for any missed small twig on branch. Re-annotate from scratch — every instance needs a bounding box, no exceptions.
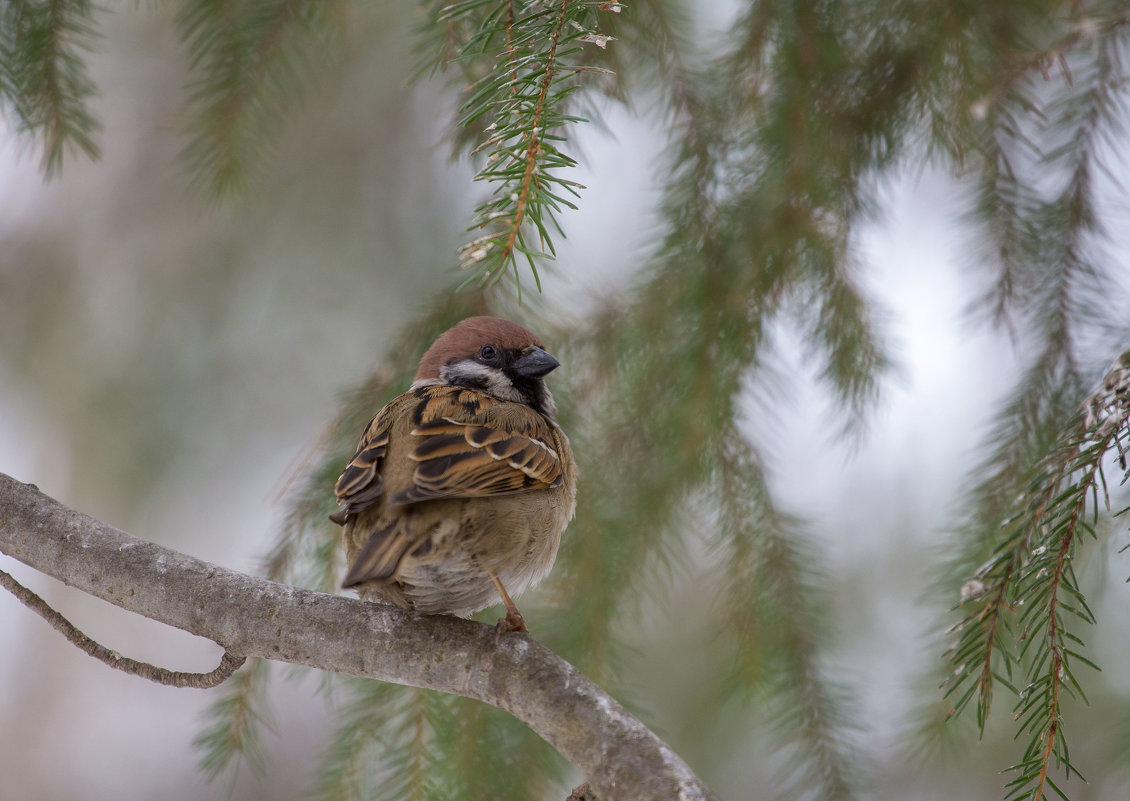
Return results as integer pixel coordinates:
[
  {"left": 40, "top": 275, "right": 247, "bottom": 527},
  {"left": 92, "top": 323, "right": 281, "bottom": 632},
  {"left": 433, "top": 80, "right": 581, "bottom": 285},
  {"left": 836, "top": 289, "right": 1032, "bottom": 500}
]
[
  {"left": 0, "top": 566, "right": 245, "bottom": 688},
  {"left": 0, "top": 472, "right": 718, "bottom": 801}
]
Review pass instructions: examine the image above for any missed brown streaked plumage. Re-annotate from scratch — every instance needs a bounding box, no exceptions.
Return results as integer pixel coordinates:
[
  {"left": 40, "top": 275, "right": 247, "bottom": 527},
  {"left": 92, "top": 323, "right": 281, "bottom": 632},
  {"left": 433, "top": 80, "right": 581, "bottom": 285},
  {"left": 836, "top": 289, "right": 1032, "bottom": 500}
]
[{"left": 331, "top": 316, "right": 577, "bottom": 633}]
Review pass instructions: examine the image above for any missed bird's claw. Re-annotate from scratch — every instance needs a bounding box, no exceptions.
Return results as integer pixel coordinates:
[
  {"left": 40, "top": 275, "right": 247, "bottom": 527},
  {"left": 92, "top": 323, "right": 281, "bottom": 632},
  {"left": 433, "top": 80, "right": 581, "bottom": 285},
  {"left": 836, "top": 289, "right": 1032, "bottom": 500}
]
[{"left": 493, "top": 608, "right": 528, "bottom": 642}]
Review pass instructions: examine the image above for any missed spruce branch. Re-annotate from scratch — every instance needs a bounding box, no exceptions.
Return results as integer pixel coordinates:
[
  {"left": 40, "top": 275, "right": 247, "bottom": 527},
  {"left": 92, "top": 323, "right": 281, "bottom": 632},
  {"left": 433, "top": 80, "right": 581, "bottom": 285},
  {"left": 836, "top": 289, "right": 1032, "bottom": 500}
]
[
  {"left": 967, "top": 5, "right": 1130, "bottom": 334},
  {"left": 427, "top": 0, "right": 616, "bottom": 290},
  {"left": 715, "top": 444, "right": 859, "bottom": 801},
  {"left": 944, "top": 350, "right": 1130, "bottom": 801},
  {"left": 798, "top": 257, "right": 888, "bottom": 436},
  {"left": 195, "top": 657, "right": 273, "bottom": 779},
  {"left": 938, "top": 360, "right": 1079, "bottom": 728},
  {"left": 0, "top": 471, "right": 719, "bottom": 801},
  {"left": 176, "top": 0, "right": 343, "bottom": 196},
  {"left": 968, "top": 130, "right": 1042, "bottom": 333},
  {"left": 941, "top": 21, "right": 1130, "bottom": 759},
  {"left": 1005, "top": 451, "right": 1096, "bottom": 801},
  {"left": 376, "top": 685, "right": 443, "bottom": 801},
  {"left": 0, "top": 0, "right": 102, "bottom": 175},
  {"left": 307, "top": 677, "right": 434, "bottom": 801},
  {"left": 971, "top": 8, "right": 1130, "bottom": 117}
]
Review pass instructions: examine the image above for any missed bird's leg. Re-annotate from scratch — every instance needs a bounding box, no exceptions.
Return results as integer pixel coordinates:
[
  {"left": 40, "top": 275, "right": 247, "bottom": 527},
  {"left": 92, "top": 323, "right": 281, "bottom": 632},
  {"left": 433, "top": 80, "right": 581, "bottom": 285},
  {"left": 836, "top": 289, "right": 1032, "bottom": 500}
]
[{"left": 488, "top": 571, "right": 527, "bottom": 637}]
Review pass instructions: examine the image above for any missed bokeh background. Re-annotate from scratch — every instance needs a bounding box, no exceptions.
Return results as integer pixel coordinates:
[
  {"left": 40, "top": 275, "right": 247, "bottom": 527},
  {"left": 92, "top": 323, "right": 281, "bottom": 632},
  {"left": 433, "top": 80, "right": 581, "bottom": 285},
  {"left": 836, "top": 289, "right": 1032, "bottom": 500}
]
[{"left": 2, "top": 3, "right": 1130, "bottom": 801}]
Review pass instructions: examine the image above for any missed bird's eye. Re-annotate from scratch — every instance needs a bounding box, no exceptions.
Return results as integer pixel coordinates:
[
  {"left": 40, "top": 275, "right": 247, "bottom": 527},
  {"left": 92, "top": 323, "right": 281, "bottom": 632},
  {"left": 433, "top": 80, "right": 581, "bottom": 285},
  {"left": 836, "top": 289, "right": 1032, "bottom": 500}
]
[{"left": 478, "top": 345, "right": 497, "bottom": 361}]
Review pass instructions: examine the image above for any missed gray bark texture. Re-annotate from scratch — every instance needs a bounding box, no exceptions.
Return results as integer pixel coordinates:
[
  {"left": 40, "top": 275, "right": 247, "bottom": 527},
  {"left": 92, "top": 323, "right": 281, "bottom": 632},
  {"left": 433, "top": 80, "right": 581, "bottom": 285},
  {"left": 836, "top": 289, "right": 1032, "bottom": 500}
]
[{"left": 0, "top": 472, "right": 718, "bottom": 801}]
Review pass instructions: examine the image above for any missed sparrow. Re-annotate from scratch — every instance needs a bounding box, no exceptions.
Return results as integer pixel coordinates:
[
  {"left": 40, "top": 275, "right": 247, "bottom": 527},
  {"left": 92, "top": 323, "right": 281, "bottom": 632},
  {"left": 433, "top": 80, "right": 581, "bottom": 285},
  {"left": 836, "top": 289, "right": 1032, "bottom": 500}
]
[{"left": 330, "top": 316, "right": 577, "bottom": 634}]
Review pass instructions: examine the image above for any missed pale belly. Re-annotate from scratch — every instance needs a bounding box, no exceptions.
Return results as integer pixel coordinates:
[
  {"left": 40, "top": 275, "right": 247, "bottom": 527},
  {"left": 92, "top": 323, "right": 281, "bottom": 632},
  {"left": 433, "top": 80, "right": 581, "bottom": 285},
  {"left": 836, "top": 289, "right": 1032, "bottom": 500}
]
[{"left": 348, "top": 493, "right": 568, "bottom": 616}]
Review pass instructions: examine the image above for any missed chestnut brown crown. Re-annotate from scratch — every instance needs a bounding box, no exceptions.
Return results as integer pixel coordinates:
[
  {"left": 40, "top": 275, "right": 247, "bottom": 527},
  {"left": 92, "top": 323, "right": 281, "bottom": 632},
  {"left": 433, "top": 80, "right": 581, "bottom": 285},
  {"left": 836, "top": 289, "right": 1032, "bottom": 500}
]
[{"left": 414, "top": 317, "right": 545, "bottom": 379}]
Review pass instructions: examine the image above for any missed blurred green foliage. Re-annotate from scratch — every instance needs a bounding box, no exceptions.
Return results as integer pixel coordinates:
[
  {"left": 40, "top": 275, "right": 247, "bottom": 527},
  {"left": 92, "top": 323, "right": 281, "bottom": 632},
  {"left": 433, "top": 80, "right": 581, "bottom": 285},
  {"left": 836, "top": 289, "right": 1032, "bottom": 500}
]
[{"left": 4, "top": 2, "right": 1130, "bottom": 801}]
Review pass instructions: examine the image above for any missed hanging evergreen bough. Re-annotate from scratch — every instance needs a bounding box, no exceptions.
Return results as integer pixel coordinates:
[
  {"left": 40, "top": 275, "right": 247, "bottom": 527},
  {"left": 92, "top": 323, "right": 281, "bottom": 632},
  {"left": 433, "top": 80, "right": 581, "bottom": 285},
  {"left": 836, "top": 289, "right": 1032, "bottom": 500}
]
[
  {"left": 176, "top": 0, "right": 346, "bottom": 197},
  {"left": 943, "top": 350, "right": 1130, "bottom": 801},
  {"left": 0, "top": 0, "right": 102, "bottom": 175},
  {"left": 426, "top": 0, "right": 618, "bottom": 291}
]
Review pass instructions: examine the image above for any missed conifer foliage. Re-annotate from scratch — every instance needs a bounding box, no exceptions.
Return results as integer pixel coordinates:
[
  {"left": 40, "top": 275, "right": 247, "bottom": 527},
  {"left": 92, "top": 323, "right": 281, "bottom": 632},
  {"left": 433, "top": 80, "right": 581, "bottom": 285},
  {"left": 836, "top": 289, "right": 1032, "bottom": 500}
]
[{"left": 6, "top": 2, "right": 1130, "bottom": 800}]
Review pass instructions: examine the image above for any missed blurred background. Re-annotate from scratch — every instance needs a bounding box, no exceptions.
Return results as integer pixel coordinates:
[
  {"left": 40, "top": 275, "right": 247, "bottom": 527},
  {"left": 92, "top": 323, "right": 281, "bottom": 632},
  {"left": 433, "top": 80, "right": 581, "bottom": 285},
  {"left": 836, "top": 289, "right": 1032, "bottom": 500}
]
[{"left": 2, "top": 3, "right": 1130, "bottom": 801}]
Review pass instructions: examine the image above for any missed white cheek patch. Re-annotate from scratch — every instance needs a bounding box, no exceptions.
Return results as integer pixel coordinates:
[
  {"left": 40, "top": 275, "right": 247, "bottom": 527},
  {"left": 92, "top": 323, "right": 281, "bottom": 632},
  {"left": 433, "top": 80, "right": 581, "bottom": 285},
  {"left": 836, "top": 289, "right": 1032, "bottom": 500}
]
[{"left": 440, "top": 360, "right": 525, "bottom": 403}]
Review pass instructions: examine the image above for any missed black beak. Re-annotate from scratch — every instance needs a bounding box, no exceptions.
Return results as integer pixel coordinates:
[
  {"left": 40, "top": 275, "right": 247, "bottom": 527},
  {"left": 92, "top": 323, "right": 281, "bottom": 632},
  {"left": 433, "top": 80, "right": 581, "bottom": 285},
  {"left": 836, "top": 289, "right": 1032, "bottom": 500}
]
[{"left": 512, "top": 346, "right": 560, "bottom": 378}]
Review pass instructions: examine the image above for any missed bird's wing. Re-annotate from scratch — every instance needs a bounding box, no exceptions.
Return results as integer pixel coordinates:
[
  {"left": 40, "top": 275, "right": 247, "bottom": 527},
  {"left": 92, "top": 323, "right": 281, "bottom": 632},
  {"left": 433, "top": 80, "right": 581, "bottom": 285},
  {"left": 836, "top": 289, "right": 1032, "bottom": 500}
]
[
  {"left": 329, "top": 407, "right": 394, "bottom": 525},
  {"left": 334, "top": 385, "right": 564, "bottom": 587},
  {"left": 392, "top": 385, "right": 563, "bottom": 504},
  {"left": 341, "top": 517, "right": 413, "bottom": 586}
]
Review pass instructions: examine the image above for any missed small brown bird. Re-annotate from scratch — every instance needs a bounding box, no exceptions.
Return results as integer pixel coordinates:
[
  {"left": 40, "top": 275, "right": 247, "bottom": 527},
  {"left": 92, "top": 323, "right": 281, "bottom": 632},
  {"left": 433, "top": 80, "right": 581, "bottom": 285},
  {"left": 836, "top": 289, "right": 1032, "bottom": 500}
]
[{"left": 330, "top": 316, "right": 577, "bottom": 633}]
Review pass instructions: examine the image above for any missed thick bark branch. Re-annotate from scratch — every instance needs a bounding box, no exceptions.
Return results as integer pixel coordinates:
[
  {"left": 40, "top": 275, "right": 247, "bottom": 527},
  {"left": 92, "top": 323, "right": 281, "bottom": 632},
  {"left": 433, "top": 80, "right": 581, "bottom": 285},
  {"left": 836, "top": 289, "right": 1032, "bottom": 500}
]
[{"left": 0, "top": 473, "right": 718, "bottom": 801}]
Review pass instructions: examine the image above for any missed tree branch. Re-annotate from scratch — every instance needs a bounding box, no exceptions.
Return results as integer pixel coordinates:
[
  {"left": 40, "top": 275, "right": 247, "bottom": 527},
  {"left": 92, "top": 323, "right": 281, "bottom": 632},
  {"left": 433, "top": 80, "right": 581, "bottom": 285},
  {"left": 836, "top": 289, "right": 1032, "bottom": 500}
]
[
  {"left": 0, "top": 566, "right": 245, "bottom": 687},
  {"left": 0, "top": 472, "right": 718, "bottom": 801}
]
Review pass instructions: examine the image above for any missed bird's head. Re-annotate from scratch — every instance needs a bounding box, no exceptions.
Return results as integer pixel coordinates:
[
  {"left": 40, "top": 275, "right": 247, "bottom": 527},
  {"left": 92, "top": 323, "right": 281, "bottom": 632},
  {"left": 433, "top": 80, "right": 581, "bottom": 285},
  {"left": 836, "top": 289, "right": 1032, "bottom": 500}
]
[{"left": 413, "top": 316, "right": 560, "bottom": 419}]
